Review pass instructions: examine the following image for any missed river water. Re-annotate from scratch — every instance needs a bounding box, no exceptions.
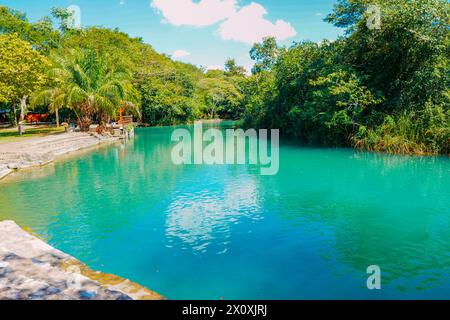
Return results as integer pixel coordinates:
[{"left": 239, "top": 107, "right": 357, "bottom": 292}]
[{"left": 1, "top": 123, "right": 449, "bottom": 299}]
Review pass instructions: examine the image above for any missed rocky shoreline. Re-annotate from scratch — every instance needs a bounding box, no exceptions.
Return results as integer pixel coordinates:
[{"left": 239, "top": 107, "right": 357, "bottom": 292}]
[
  {"left": 0, "top": 132, "right": 119, "bottom": 180},
  {"left": 0, "top": 221, "right": 165, "bottom": 300}
]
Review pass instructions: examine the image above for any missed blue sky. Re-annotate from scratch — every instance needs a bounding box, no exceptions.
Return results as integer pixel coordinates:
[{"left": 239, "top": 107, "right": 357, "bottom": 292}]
[{"left": 0, "top": 0, "right": 342, "bottom": 71}]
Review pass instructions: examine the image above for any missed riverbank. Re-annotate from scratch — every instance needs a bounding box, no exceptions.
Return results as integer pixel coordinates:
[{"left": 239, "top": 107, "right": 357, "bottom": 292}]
[
  {"left": 0, "top": 221, "right": 165, "bottom": 300},
  {"left": 0, "top": 132, "right": 119, "bottom": 180},
  {"left": 0, "top": 125, "right": 65, "bottom": 144}
]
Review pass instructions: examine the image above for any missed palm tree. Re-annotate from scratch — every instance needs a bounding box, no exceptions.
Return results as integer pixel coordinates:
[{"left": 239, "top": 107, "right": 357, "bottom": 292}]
[
  {"left": 34, "top": 49, "right": 140, "bottom": 131},
  {"left": 32, "top": 52, "right": 73, "bottom": 127},
  {"left": 31, "top": 87, "right": 67, "bottom": 127}
]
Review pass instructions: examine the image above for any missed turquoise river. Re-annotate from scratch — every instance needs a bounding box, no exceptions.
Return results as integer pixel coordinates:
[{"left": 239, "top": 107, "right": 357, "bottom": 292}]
[{"left": 1, "top": 123, "right": 449, "bottom": 299}]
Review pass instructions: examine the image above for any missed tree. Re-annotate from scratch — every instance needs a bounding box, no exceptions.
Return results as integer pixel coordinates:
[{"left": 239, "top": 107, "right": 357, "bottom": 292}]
[
  {"left": 31, "top": 61, "right": 68, "bottom": 128},
  {"left": 51, "top": 7, "right": 75, "bottom": 33},
  {"left": 0, "top": 33, "right": 49, "bottom": 133},
  {"left": 59, "top": 27, "right": 215, "bottom": 126},
  {"left": 0, "top": 6, "right": 59, "bottom": 53},
  {"left": 327, "top": 0, "right": 449, "bottom": 110},
  {"left": 139, "top": 69, "right": 197, "bottom": 126},
  {"left": 31, "top": 88, "right": 65, "bottom": 127},
  {"left": 249, "top": 37, "right": 280, "bottom": 74},
  {"left": 199, "top": 77, "right": 243, "bottom": 119},
  {"left": 43, "top": 49, "right": 139, "bottom": 131},
  {"left": 243, "top": 0, "right": 449, "bottom": 155},
  {"left": 224, "top": 59, "right": 247, "bottom": 77}
]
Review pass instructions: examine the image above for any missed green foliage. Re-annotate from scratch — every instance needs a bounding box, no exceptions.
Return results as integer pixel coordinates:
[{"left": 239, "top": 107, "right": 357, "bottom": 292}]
[
  {"left": 329, "top": 0, "right": 449, "bottom": 111},
  {"left": 354, "top": 103, "right": 450, "bottom": 154},
  {"left": 1, "top": 2, "right": 447, "bottom": 155},
  {"left": 250, "top": 37, "right": 281, "bottom": 74},
  {"left": 1, "top": 3, "right": 247, "bottom": 128},
  {"left": 241, "top": 72, "right": 276, "bottom": 129},
  {"left": 198, "top": 71, "right": 244, "bottom": 120},
  {"left": 1, "top": 2, "right": 247, "bottom": 128},
  {"left": 224, "top": 59, "right": 247, "bottom": 77},
  {"left": 0, "top": 33, "right": 49, "bottom": 104},
  {"left": 59, "top": 27, "right": 244, "bottom": 125},
  {"left": 244, "top": 0, "right": 450, "bottom": 155},
  {"left": 0, "top": 6, "right": 59, "bottom": 53},
  {"left": 35, "top": 49, "right": 138, "bottom": 131},
  {"left": 139, "top": 70, "right": 198, "bottom": 126}
]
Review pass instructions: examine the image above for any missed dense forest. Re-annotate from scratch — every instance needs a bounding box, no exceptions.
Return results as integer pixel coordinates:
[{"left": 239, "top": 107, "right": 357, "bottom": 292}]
[
  {"left": 0, "top": 5, "right": 246, "bottom": 130},
  {"left": 0, "top": 0, "right": 449, "bottom": 155},
  {"left": 243, "top": 0, "right": 449, "bottom": 155}
]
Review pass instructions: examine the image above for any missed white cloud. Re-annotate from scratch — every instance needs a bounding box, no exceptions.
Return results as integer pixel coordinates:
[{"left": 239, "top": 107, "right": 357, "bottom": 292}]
[
  {"left": 218, "top": 3, "right": 296, "bottom": 45},
  {"left": 151, "top": 0, "right": 296, "bottom": 45},
  {"left": 172, "top": 49, "right": 191, "bottom": 59},
  {"left": 151, "top": 0, "right": 236, "bottom": 27}
]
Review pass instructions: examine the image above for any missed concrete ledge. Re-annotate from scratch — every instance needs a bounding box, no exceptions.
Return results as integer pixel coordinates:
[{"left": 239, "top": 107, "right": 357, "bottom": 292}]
[
  {"left": 0, "top": 133, "right": 120, "bottom": 180},
  {"left": 0, "top": 165, "right": 12, "bottom": 180},
  {"left": 0, "top": 221, "right": 165, "bottom": 300}
]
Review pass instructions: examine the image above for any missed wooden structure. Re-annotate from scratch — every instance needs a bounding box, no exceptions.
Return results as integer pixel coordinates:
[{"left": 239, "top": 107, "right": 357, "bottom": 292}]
[
  {"left": 118, "top": 108, "right": 133, "bottom": 127},
  {"left": 121, "top": 116, "right": 133, "bottom": 126}
]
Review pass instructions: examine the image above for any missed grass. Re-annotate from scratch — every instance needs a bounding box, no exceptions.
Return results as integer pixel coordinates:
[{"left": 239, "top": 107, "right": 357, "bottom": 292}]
[{"left": 0, "top": 126, "right": 65, "bottom": 144}]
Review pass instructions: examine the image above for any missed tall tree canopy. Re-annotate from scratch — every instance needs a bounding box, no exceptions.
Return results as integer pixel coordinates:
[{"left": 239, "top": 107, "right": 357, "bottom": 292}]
[
  {"left": 0, "top": 6, "right": 59, "bottom": 53},
  {"left": 0, "top": 5, "right": 246, "bottom": 129},
  {"left": 225, "top": 59, "right": 247, "bottom": 77},
  {"left": 244, "top": 0, "right": 449, "bottom": 155},
  {"left": 0, "top": 33, "right": 49, "bottom": 128},
  {"left": 40, "top": 49, "right": 139, "bottom": 131}
]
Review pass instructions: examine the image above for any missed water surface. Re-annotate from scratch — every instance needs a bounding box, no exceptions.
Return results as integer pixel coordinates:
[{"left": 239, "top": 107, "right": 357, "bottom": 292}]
[{"left": 1, "top": 124, "right": 449, "bottom": 299}]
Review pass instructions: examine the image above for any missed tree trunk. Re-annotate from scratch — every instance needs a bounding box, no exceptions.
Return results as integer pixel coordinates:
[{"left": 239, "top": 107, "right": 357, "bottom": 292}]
[
  {"left": 12, "top": 105, "right": 18, "bottom": 127},
  {"left": 79, "top": 116, "right": 92, "bottom": 132},
  {"left": 55, "top": 107, "right": 60, "bottom": 127},
  {"left": 99, "top": 110, "right": 110, "bottom": 126},
  {"left": 18, "top": 95, "right": 27, "bottom": 135},
  {"left": 78, "top": 102, "right": 94, "bottom": 132},
  {"left": 210, "top": 100, "right": 217, "bottom": 119}
]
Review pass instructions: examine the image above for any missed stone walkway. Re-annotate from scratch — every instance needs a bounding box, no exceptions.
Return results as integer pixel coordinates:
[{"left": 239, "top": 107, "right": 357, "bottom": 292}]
[
  {"left": 0, "top": 221, "right": 165, "bottom": 300},
  {"left": 0, "top": 132, "right": 119, "bottom": 180}
]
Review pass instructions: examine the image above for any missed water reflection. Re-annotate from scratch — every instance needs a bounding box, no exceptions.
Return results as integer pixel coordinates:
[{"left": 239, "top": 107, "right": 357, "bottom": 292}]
[{"left": 166, "top": 174, "right": 262, "bottom": 254}]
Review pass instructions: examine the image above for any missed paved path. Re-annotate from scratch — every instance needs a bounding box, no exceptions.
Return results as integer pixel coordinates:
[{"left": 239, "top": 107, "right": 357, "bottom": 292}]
[{"left": 0, "top": 133, "right": 118, "bottom": 180}]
